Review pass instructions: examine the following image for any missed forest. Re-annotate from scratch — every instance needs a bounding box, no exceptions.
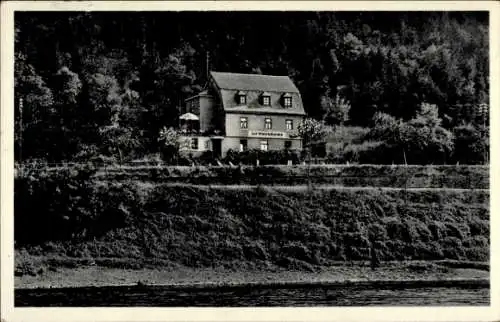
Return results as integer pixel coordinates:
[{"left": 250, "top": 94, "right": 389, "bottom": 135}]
[{"left": 14, "top": 11, "right": 489, "bottom": 164}]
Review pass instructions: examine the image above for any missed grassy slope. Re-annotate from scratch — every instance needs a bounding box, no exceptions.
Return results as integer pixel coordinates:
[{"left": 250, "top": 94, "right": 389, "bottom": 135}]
[
  {"left": 326, "top": 126, "right": 383, "bottom": 163},
  {"left": 16, "top": 184, "right": 489, "bottom": 275}
]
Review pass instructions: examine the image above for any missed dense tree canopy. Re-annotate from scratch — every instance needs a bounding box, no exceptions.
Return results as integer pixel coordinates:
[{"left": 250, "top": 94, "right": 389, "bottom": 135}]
[{"left": 14, "top": 11, "right": 489, "bottom": 163}]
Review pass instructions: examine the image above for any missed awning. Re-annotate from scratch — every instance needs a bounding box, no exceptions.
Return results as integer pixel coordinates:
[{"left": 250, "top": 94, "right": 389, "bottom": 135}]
[{"left": 179, "top": 112, "right": 199, "bottom": 121}]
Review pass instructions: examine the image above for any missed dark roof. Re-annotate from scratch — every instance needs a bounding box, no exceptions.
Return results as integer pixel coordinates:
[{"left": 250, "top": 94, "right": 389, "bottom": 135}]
[{"left": 210, "top": 71, "right": 300, "bottom": 93}]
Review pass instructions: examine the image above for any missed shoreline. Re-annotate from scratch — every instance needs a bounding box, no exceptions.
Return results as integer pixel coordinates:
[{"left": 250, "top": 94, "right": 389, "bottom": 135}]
[
  {"left": 16, "top": 277, "right": 490, "bottom": 291},
  {"left": 15, "top": 262, "right": 490, "bottom": 290}
]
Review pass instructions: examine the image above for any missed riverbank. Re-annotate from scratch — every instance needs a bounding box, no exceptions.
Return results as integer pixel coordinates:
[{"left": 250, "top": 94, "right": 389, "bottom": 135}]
[{"left": 15, "top": 260, "right": 489, "bottom": 289}]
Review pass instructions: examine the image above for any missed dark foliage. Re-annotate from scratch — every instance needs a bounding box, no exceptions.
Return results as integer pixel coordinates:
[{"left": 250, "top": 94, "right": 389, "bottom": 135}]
[
  {"left": 14, "top": 165, "right": 142, "bottom": 244},
  {"left": 15, "top": 171, "right": 489, "bottom": 265}
]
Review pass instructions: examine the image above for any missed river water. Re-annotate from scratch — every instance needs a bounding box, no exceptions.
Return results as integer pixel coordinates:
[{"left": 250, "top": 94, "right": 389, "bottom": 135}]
[{"left": 15, "top": 283, "right": 489, "bottom": 306}]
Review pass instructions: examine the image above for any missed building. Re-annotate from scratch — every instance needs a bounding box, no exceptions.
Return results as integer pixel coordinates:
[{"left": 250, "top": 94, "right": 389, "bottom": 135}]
[{"left": 179, "top": 71, "right": 306, "bottom": 157}]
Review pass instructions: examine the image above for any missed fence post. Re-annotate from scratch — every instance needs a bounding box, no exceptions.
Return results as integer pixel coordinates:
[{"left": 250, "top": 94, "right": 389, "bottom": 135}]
[{"left": 403, "top": 150, "right": 408, "bottom": 203}]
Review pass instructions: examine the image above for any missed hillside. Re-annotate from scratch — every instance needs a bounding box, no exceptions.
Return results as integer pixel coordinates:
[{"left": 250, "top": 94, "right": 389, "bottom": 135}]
[{"left": 15, "top": 172, "right": 489, "bottom": 276}]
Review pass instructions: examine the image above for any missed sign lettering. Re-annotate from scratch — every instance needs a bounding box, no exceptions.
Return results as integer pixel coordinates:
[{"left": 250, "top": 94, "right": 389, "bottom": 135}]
[{"left": 248, "top": 131, "right": 288, "bottom": 138}]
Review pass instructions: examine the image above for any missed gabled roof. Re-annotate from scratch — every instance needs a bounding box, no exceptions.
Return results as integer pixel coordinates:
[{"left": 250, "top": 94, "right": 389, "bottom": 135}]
[{"left": 210, "top": 71, "right": 300, "bottom": 93}]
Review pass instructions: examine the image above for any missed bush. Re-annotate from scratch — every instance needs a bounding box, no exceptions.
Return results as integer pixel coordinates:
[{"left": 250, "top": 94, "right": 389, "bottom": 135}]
[
  {"left": 428, "top": 221, "right": 447, "bottom": 240},
  {"left": 14, "top": 166, "right": 146, "bottom": 245},
  {"left": 454, "top": 124, "right": 489, "bottom": 165},
  {"left": 14, "top": 261, "right": 37, "bottom": 277},
  {"left": 243, "top": 240, "right": 269, "bottom": 261},
  {"left": 442, "top": 237, "right": 465, "bottom": 259},
  {"left": 277, "top": 257, "right": 316, "bottom": 272},
  {"left": 469, "top": 217, "right": 489, "bottom": 236},
  {"left": 445, "top": 223, "right": 467, "bottom": 240},
  {"left": 463, "top": 247, "right": 489, "bottom": 262},
  {"left": 368, "top": 223, "right": 388, "bottom": 242},
  {"left": 15, "top": 165, "right": 98, "bottom": 244},
  {"left": 464, "top": 235, "right": 489, "bottom": 249},
  {"left": 281, "top": 242, "right": 311, "bottom": 262},
  {"left": 385, "top": 217, "right": 405, "bottom": 240}
]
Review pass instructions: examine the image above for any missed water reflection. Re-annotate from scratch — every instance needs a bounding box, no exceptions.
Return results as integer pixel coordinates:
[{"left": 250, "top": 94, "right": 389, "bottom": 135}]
[{"left": 15, "top": 283, "right": 489, "bottom": 307}]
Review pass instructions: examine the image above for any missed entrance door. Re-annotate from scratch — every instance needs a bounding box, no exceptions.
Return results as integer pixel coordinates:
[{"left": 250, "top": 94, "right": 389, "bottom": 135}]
[{"left": 212, "top": 139, "right": 222, "bottom": 158}]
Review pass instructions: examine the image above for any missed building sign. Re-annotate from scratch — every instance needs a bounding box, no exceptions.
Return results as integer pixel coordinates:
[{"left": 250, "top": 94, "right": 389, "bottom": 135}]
[{"left": 248, "top": 130, "right": 289, "bottom": 138}]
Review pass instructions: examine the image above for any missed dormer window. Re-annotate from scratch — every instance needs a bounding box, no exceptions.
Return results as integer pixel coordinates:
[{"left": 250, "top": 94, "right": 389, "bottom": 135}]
[
  {"left": 282, "top": 93, "right": 292, "bottom": 108},
  {"left": 261, "top": 92, "right": 271, "bottom": 106},
  {"left": 236, "top": 91, "right": 247, "bottom": 105}
]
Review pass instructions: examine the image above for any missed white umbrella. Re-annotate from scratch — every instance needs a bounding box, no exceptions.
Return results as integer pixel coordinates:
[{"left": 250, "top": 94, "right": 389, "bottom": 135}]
[{"left": 179, "top": 112, "right": 199, "bottom": 121}]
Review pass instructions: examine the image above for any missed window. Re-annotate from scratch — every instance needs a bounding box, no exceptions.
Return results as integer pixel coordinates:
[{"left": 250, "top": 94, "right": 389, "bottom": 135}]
[
  {"left": 239, "top": 139, "right": 248, "bottom": 152},
  {"left": 264, "top": 118, "right": 272, "bottom": 129},
  {"left": 191, "top": 138, "right": 198, "bottom": 150},
  {"left": 286, "top": 119, "right": 293, "bottom": 130},
  {"left": 260, "top": 140, "right": 268, "bottom": 151},
  {"left": 262, "top": 96, "right": 270, "bottom": 106},
  {"left": 284, "top": 140, "right": 292, "bottom": 149},
  {"left": 283, "top": 97, "right": 292, "bottom": 108},
  {"left": 240, "top": 117, "right": 248, "bottom": 129},
  {"left": 238, "top": 95, "right": 247, "bottom": 105}
]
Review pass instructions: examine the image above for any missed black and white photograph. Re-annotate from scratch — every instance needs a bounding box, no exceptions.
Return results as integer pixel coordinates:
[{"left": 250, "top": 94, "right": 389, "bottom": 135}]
[{"left": 1, "top": 1, "right": 499, "bottom": 321}]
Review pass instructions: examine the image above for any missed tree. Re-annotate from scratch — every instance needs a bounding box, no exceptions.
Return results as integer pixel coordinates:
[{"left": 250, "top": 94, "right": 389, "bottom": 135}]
[
  {"left": 298, "top": 118, "right": 329, "bottom": 147},
  {"left": 158, "top": 126, "right": 190, "bottom": 164},
  {"left": 136, "top": 44, "right": 197, "bottom": 152},
  {"left": 298, "top": 118, "right": 329, "bottom": 158},
  {"left": 100, "top": 125, "right": 141, "bottom": 164},
  {"left": 322, "top": 93, "right": 351, "bottom": 127},
  {"left": 368, "top": 112, "right": 402, "bottom": 141},
  {"left": 453, "top": 124, "right": 488, "bottom": 164},
  {"left": 368, "top": 103, "right": 454, "bottom": 164},
  {"left": 53, "top": 66, "right": 82, "bottom": 106},
  {"left": 403, "top": 103, "right": 454, "bottom": 163},
  {"left": 15, "top": 54, "right": 54, "bottom": 161}
]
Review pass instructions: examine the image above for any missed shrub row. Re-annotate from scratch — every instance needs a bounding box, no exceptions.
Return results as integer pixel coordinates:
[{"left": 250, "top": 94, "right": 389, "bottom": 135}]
[
  {"left": 15, "top": 169, "right": 490, "bottom": 267},
  {"left": 224, "top": 149, "right": 302, "bottom": 165}
]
